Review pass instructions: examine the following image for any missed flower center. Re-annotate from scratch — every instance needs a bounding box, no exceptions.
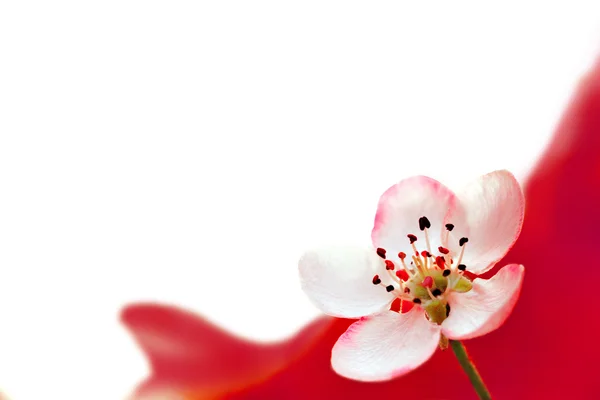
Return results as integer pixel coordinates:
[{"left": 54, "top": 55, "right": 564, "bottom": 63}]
[{"left": 371, "top": 216, "right": 473, "bottom": 324}]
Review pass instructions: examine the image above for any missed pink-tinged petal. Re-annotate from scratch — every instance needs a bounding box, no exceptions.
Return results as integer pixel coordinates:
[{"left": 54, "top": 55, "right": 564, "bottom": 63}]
[
  {"left": 372, "top": 176, "right": 457, "bottom": 266},
  {"left": 442, "top": 264, "right": 524, "bottom": 340},
  {"left": 445, "top": 170, "right": 525, "bottom": 274},
  {"left": 331, "top": 308, "right": 441, "bottom": 381},
  {"left": 299, "top": 245, "right": 395, "bottom": 318}
]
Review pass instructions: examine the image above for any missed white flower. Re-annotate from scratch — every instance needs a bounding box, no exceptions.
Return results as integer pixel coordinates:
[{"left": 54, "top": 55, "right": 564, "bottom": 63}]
[{"left": 299, "top": 170, "right": 525, "bottom": 381}]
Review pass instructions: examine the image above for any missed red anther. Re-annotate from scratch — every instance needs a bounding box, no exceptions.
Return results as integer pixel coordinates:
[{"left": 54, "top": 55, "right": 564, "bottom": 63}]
[
  {"left": 389, "top": 298, "right": 402, "bottom": 313},
  {"left": 436, "top": 256, "right": 446, "bottom": 268},
  {"left": 372, "top": 274, "right": 382, "bottom": 285},
  {"left": 396, "top": 270, "right": 409, "bottom": 281},
  {"left": 438, "top": 246, "right": 450, "bottom": 254},
  {"left": 398, "top": 251, "right": 407, "bottom": 260},
  {"left": 385, "top": 260, "right": 395, "bottom": 270},
  {"left": 421, "top": 276, "right": 433, "bottom": 288},
  {"left": 400, "top": 299, "right": 414, "bottom": 313},
  {"left": 407, "top": 234, "right": 418, "bottom": 243},
  {"left": 421, "top": 250, "right": 431, "bottom": 258},
  {"left": 376, "top": 248, "right": 387, "bottom": 259}
]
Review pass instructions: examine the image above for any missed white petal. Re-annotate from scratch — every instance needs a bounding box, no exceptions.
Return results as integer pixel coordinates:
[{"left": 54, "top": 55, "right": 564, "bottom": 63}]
[
  {"left": 442, "top": 264, "right": 525, "bottom": 340},
  {"left": 445, "top": 170, "right": 525, "bottom": 274},
  {"left": 372, "top": 176, "right": 457, "bottom": 266},
  {"left": 332, "top": 309, "right": 441, "bottom": 381},
  {"left": 299, "top": 245, "right": 395, "bottom": 318}
]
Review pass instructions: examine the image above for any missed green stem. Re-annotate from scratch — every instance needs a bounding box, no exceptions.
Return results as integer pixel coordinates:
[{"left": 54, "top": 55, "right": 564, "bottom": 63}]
[{"left": 450, "top": 340, "right": 492, "bottom": 400}]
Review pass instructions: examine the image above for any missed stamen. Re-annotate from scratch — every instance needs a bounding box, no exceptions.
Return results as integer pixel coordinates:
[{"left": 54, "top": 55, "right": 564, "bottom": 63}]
[
  {"left": 455, "top": 237, "right": 468, "bottom": 268},
  {"left": 412, "top": 255, "right": 425, "bottom": 274},
  {"left": 432, "top": 288, "right": 442, "bottom": 297},
  {"left": 386, "top": 270, "right": 400, "bottom": 286},
  {"left": 407, "top": 235, "right": 421, "bottom": 263},
  {"left": 442, "top": 269, "right": 451, "bottom": 277},
  {"left": 458, "top": 264, "right": 466, "bottom": 271},
  {"left": 413, "top": 298, "right": 422, "bottom": 304},
  {"left": 396, "top": 252, "right": 414, "bottom": 277},
  {"left": 438, "top": 246, "right": 451, "bottom": 268},
  {"left": 407, "top": 261, "right": 416, "bottom": 275},
  {"left": 444, "top": 223, "right": 454, "bottom": 244},
  {"left": 385, "top": 260, "right": 395, "bottom": 270},
  {"left": 436, "top": 256, "right": 446, "bottom": 269},
  {"left": 411, "top": 256, "right": 420, "bottom": 266},
  {"left": 376, "top": 248, "right": 387, "bottom": 259},
  {"left": 378, "top": 281, "right": 407, "bottom": 298},
  {"left": 404, "top": 287, "right": 411, "bottom": 293},
  {"left": 446, "top": 303, "right": 451, "bottom": 317},
  {"left": 372, "top": 275, "right": 382, "bottom": 285},
  {"left": 420, "top": 250, "right": 432, "bottom": 270},
  {"left": 419, "top": 216, "right": 431, "bottom": 231},
  {"left": 396, "top": 269, "right": 409, "bottom": 281},
  {"left": 421, "top": 220, "right": 433, "bottom": 254}
]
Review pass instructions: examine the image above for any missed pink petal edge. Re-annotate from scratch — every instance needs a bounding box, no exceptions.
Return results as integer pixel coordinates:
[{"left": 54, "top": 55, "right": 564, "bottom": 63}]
[
  {"left": 442, "top": 264, "right": 525, "bottom": 340},
  {"left": 331, "top": 308, "right": 441, "bottom": 382},
  {"left": 299, "top": 245, "right": 395, "bottom": 318},
  {"left": 372, "top": 176, "right": 457, "bottom": 264},
  {"left": 445, "top": 170, "right": 525, "bottom": 274}
]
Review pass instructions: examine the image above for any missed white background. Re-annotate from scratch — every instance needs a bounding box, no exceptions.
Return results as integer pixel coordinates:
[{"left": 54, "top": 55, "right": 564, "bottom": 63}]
[{"left": 0, "top": 1, "right": 599, "bottom": 399}]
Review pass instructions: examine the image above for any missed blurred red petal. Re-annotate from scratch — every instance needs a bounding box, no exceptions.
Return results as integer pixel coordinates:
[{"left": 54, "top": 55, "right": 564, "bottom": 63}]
[{"left": 121, "top": 303, "right": 333, "bottom": 399}]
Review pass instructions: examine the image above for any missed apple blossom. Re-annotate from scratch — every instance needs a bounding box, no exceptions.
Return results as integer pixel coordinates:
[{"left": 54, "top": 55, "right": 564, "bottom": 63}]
[{"left": 299, "top": 170, "right": 524, "bottom": 381}]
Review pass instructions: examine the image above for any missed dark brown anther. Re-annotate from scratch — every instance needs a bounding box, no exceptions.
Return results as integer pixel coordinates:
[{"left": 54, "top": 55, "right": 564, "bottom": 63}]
[
  {"left": 432, "top": 288, "right": 442, "bottom": 296},
  {"left": 407, "top": 234, "right": 418, "bottom": 244},
  {"left": 372, "top": 275, "right": 381, "bottom": 285},
  {"left": 419, "top": 216, "right": 431, "bottom": 231},
  {"left": 459, "top": 237, "right": 469, "bottom": 246},
  {"left": 376, "top": 248, "right": 387, "bottom": 259},
  {"left": 442, "top": 269, "right": 451, "bottom": 277},
  {"left": 445, "top": 223, "right": 454, "bottom": 231},
  {"left": 458, "top": 264, "right": 466, "bottom": 271},
  {"left": 386, "top": 285, "right": 395, "bottom": 292},
  {"left": 413, "top": 298, "right": 422, "bottom": 304}
]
